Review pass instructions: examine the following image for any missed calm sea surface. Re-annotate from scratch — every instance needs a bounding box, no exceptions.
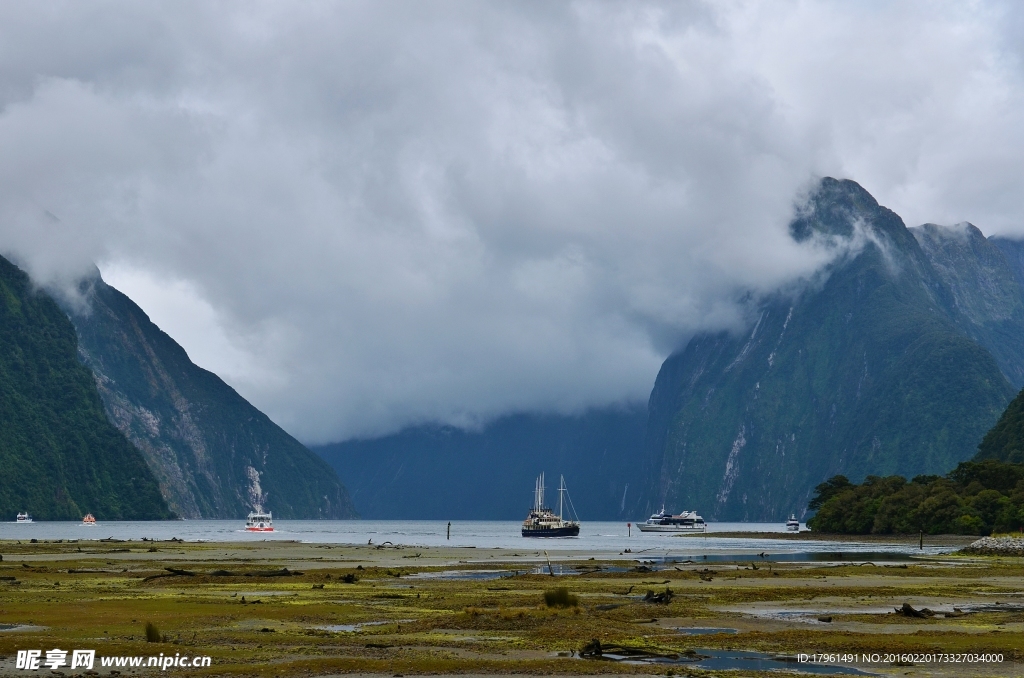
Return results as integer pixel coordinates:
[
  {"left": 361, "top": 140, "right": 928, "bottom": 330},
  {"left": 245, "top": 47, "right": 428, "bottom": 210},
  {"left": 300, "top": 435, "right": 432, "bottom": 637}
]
[{"left": 0, "top": 520, "right": 953, "bottom": 556}]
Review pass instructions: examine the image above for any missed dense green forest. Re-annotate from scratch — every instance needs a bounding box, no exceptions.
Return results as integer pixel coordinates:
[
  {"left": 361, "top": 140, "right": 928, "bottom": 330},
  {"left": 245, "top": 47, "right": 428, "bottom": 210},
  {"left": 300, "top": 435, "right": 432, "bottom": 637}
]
[
  {"left": 807, "top": 460, "right": 1024, "bottom": 535},
  {"left": 0, "top": 256, "right": 171, "bottom": 520}
]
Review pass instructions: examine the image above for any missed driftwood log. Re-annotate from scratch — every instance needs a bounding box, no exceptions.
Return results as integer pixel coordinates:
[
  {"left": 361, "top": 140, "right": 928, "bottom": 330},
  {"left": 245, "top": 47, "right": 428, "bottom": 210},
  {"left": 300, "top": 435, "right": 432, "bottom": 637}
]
[
  {"left": 896, "top": 602, "right": 935, "bottom": 618},
  {"left": 643, "top": 587, "right": 674, "bottom": 604}
]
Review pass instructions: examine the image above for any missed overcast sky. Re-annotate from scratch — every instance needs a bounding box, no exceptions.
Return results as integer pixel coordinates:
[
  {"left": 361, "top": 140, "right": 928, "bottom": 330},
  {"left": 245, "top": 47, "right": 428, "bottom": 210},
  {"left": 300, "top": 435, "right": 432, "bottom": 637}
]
[{"left": 2, "top": 1, "right": 1024, "bottom": 443}]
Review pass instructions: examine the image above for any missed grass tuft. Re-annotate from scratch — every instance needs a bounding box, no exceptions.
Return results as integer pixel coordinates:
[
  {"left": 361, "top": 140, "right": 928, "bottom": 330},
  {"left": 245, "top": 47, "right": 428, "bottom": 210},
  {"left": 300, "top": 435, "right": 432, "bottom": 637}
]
[{"left": 145, "top": 621, "right": 161, "bottom": 643}]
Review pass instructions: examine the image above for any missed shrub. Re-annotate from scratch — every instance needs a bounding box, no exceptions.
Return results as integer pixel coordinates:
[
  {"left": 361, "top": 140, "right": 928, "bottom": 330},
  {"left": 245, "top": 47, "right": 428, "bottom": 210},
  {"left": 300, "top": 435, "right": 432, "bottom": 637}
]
[
  {"left": 145, "top": 622, "right": 161, "bottom": 643},
  {"left": 543, "top": 587, "right": 578, "bottom": 608}
]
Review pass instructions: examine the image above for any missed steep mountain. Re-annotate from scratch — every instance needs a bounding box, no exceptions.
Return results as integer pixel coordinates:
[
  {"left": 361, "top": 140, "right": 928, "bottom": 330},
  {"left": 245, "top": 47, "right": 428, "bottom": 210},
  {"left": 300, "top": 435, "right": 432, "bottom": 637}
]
[
  {"left": 313, "top": 406, "right": 646, "bottom": 520},
  {"left": 0, "top": 255, "right": 171, "bottom": 520},
  {"left": 64, "top": 272, "right": 357, "bottom": 519},
  {"left": 641, "top": 178, "right": 1016, "bottom": 521}
]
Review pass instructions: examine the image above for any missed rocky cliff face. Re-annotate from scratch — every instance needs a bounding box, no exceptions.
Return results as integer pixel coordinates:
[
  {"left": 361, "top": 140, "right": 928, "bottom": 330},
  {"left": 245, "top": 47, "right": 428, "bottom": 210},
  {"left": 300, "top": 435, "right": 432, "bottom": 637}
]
[
  {"left": 0, "top": 255, "right": 171, "bottom": 520},
  {"left": 640, "top": 179, "right": 1017, "bottom": 521},
  {"left": 65, "top": 272, "right": 357, "bottom": 519}
]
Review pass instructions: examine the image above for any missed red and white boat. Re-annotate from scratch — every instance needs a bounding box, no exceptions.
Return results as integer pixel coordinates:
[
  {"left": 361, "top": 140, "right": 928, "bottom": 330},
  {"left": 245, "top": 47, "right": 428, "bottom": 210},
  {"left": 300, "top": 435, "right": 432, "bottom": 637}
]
[
  {"left": 81, "top": 513, "right": 97, "bottom": 526},
  {"left": 245, "top": 510, "right": 273, "bottom": 532}
]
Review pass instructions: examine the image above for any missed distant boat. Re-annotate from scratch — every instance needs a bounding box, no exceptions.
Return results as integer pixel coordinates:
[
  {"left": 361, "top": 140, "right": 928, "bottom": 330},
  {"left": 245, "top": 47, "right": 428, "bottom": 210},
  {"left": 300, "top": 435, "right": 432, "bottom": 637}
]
[
  {"left": 637, "top": 507, "right": 706, "bottom": 533},
  {"left": 245, "top": 510, "right": 274, "bottom": 532},
  {"left": 786, "top": 514, "right": 800, "bottom": 531},
  {"left": 81, "top": 513, "right": 96, "bottom": 526},
  {"left": 15, "top": 512, "right": 32, "bottom": 523},
  {"left": 522, "top": 473, "right": 580, "bottom": 537}
]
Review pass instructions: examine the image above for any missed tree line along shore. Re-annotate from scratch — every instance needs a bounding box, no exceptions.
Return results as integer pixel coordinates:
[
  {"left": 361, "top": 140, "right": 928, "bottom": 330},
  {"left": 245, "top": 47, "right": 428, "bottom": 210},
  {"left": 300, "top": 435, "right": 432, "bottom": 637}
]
[{"left": 808, "top": 460, "right": 1024, "bottom": 535}]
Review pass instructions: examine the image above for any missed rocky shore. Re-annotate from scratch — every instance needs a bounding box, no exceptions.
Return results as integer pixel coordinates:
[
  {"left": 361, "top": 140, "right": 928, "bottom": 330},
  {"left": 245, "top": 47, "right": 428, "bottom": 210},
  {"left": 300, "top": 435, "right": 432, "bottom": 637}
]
[{"left": 960, "top": 536, "right": 1024, "bottom": 556}]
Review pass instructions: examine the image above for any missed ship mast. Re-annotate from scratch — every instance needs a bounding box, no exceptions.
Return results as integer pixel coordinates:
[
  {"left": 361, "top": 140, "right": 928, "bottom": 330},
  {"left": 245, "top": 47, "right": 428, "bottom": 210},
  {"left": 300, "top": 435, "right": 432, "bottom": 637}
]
[{"left": 558, "top": 475, "right": 565, "bottom": 520}]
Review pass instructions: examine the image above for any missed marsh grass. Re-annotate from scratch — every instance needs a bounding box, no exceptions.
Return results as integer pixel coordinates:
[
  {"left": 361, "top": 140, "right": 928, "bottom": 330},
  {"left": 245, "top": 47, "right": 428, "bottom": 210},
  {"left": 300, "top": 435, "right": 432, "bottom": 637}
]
[{"left": 1, "top": 538, "right": 1022, "bottom": 676}]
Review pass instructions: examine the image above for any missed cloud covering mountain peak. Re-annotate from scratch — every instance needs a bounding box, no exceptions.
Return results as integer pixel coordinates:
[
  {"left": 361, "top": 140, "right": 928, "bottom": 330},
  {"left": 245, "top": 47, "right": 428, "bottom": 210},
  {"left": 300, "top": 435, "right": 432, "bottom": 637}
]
[{"left": 2, "top": 2, "right": 1024, "bottom": 442}]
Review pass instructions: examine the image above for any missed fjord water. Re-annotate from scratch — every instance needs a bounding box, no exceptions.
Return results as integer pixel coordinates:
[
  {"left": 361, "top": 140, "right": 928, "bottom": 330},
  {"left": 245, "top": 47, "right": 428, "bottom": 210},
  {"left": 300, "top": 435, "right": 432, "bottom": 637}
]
[{"left": 0, "top": 520, "right": 952, "bottom": 556}]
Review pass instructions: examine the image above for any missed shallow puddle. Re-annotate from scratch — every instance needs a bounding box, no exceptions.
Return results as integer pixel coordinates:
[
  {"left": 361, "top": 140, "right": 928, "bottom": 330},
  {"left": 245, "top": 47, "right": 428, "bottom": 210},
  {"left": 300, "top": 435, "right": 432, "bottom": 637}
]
[
  {"left": 691, "top": 648, "right": 873, "bottom": 675},
  {"left": 0, "top": 624, "right": 45, "bottom": 632},
  {"left": 405, "top": 569, "right": 516, "bottom": 581},
  {"left": 316, "top": 619, "right": 412, "bottom": 632},
  {"left": 613, "top": 648, "right": 873, "bottom": 675},
  {"left": 530, "top": 563, "right": 583, "bottom": 575},
  {"left": 674, "top": 627, "right": 738, "bottom": 635},
  {"left": 962, "top": 602, "right": 1024, "bottom": 613},
  {"left": 723, "top": 605, "right": 892, "bottom": 623},
  {"left": 641, "top": 551, "right": 921, "bottom": 564}
]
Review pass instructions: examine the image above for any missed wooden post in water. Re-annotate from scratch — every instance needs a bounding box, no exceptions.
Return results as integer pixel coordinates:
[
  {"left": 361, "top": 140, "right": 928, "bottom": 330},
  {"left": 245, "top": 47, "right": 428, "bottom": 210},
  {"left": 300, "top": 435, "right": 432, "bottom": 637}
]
[
  {"left": 447, "top": 521, "right": 451, "bottom": 540},
  {"left": 627, "top": 522, "right": 631, "bottom": 537},
  {"left": 919, "top": 530, "right": 923, "bottom": 550}
]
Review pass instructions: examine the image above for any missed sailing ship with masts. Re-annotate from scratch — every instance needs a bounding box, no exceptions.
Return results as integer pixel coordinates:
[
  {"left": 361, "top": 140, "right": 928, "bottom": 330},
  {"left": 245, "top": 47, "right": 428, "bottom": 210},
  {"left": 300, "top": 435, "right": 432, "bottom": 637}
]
[{"left": 521, "top": 473, "right": 580, "bottom": 537}]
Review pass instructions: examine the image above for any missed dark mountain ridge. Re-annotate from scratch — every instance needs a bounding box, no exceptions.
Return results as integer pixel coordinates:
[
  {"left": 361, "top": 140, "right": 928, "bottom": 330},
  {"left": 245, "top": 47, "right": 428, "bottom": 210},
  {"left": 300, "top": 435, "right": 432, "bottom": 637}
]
[{"left": 314, "top": 406, "right": 646, "bottom": 520}]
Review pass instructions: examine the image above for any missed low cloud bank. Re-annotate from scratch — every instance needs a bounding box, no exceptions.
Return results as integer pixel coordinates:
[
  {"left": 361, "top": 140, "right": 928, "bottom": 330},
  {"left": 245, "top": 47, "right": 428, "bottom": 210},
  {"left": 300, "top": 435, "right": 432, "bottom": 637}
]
[{"left": 1, "top": 2, "right": 1023, "bottom": 442}]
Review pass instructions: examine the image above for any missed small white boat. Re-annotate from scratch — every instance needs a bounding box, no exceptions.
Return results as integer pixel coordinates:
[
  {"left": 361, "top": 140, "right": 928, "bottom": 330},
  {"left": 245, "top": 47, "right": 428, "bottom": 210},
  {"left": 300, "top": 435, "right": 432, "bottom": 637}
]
[
  {"left": 786, "top": 514, "right": 800, "bottom": 531},
  {"left": 16, "top": 512, "right": 32, "bottom": 523},
  {"left": 637, "top": 507, "right": 706, "bottom": 533},
  {"left": 81, "top": 513, "right": 96, "bottom": 526},
  {"left": 245, "top": 510, "right": 274, "bottom": 532}
]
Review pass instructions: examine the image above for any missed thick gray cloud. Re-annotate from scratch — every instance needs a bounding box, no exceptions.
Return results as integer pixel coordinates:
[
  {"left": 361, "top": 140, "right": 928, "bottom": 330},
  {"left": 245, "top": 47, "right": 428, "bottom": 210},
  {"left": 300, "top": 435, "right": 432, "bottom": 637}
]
[{"left": 1, "top": 1, "right": 1023, "bottom": 442}]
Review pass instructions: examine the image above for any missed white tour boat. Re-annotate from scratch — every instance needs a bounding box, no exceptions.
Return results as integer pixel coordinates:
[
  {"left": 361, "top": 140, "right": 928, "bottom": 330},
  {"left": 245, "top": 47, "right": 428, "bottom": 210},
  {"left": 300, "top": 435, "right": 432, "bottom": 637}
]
[
  {"left": 245, "top": 510, "right": 274, "bottom": 532},
  {"left": 786, "top": 514, "right": 800, "bottom": 531},
  {"left": 16, "top": 512, "right": 32, "bottom": 523},
  {"left": 637, "top": 506, "right": 706, "bottom": 533}
]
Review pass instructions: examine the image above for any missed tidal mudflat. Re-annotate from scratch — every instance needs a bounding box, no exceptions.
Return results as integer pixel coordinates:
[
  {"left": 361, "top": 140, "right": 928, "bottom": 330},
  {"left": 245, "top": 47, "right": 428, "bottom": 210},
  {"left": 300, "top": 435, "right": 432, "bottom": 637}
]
[{"left": 0, "top": 536, "right": 1019, "bottom": 676}]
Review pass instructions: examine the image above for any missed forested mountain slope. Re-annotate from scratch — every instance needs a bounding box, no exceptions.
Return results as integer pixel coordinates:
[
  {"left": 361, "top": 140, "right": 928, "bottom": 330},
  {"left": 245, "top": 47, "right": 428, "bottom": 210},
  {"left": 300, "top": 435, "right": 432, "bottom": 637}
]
[{"left": 0, "top": 256, "right": 171, "bottom": 520}]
